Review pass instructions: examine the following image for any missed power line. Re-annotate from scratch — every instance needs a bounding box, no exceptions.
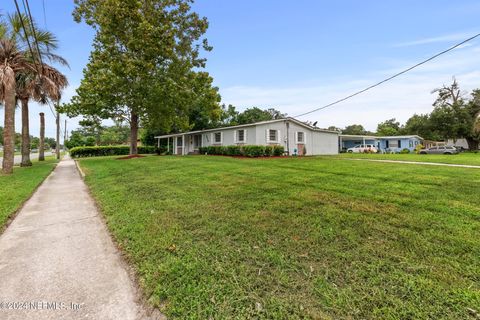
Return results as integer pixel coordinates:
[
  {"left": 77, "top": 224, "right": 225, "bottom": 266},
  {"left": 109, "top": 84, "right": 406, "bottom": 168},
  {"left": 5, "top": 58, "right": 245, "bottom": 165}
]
[
  {"left": 23, "top": 0, "right": 45, "bottom": 73},
  {"left": 12, "top": 0, "right": 39, "bottom": 72},
  {"left": 294, "top": 32, "right": 480, "bottom": 118},
  {"left": 41, "top": 0, "right": 47, "bottom": 29}
]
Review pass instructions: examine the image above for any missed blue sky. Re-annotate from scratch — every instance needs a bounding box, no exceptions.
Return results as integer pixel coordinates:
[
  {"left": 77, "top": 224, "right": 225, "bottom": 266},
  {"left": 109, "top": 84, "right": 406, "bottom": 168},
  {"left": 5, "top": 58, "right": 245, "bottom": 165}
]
[{"left": 2, "top": 0, "right": 480, "bottom": 140}]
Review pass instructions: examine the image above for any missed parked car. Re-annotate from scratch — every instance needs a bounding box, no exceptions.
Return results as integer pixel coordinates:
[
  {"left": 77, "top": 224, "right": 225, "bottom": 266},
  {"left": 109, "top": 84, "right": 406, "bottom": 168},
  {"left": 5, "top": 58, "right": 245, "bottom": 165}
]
[
  {"left": 419, "top": 146, "right": 458, "bottom": 154},
  {"left": 347, "top": 144, "right": 378, "bottom": 153}
]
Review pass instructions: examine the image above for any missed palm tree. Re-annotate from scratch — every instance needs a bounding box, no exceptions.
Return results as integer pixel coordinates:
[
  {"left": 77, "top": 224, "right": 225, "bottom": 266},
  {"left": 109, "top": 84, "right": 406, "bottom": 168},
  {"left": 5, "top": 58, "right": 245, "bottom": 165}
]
[
  {"left": 3, "top": 13, "right": 68, "bottom": 167},
  {"left": 0, "top": 39, "right": 35, "bottom": 173},
  {"left": 16, "top": 64, "right": 68, "bottom": 166}
]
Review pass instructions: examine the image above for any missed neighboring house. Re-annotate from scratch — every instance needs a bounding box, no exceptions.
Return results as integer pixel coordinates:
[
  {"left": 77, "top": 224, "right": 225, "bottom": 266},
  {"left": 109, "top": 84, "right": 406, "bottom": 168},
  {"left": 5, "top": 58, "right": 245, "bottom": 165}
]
[
  {"left": 423, "top": 140, "right": 446, "bottom": 148},
  {"left": 155, "top": 117, "right": 339, "bottom": 156},
  {"left": 446, "top": 138, "right": 480, "bottom": 150},
  {"left": 339, "top": 135, "right": 423, "bottom": 153}
]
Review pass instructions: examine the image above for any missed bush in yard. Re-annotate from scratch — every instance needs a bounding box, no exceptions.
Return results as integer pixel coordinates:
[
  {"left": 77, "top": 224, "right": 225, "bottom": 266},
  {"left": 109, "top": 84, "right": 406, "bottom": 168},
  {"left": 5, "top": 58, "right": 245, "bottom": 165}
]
[
  {"left": 226, "top": 145, "right": 242, "bottom": 156},
  {"left": 243, "top": 145, "right": 265, "bottom": 157},
  {"left": 400, "top": 148, "right": 411, "bottom": 154},
  {"left": 415, "top": 144, "right": 424, "bottom": 154},
  {"left": 273, "top": 145, "right": 284, "bottom": 156},
  {"left": 264, "top": 146, "right": 273, "bottom": 156},
  {"left": 70, "top": 145, "right": 156, "bottom": 158},
  {"left": 200, "top": 145, "right": 285, "bottom": 157}
]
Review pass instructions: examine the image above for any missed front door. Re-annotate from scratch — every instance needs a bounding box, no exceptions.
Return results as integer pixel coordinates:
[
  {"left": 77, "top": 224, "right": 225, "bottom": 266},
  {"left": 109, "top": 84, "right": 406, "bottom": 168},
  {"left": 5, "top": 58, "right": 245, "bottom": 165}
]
[
  {"left": 176, "top": 136, "right": 183, "bottom": 155},
  {"left": 193, "top": 134, "right": 202, "bottom": 151}
]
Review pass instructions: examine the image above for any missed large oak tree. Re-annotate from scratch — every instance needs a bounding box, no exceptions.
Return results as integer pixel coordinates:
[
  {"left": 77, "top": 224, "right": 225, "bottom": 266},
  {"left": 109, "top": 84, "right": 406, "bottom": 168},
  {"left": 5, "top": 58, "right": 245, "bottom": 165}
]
[{"left": 64, "top": 0, "right": 220, "bottom": 154}]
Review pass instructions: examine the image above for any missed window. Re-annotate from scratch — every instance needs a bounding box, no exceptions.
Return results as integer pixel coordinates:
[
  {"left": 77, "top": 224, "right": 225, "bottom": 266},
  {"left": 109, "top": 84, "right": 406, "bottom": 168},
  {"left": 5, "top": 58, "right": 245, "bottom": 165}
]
[
  {"left": 177, "top": 136, "right": 183, "bottom": 147},
  {"left": 409, "top": 141, "right": 413, "bottom": 148},
  {"left": 296, "top": 131, "right": 305, "bottom": 144},
  {"left": 236, "top": 129, "right": 246, "bottom": 143},
  {"left": 267, "top": 129, "right": 279, "bottom": 143},
  {"left": 213, "top": 132, "right": 222, "bottom": 144},
  {"left": 398, "top": 140, "right": 402, "bottom": 148}
]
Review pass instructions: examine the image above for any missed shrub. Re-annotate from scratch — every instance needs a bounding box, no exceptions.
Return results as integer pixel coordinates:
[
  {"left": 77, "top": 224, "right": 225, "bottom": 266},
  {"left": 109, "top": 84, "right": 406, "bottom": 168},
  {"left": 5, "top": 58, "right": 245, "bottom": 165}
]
[
  {"left": 400, "top": 148, "right": 411, "bottom": 154},
  {"left": 273, "top": 145, "right": 285, "bottom": 156},
  {"left": 69, "top": 145, "right": 156, "bottom": 158},
  {"left": 243, "top": 145, "right": 266, "bottom": 157},
  {"left": 200, "top": 145, "right": 285, "bottom": 157},
  {"left": 226, "top": 145, "right": 242, "bottom": 156},
  {"left": 264, "top": 146, "right": 273, "bottom": 157},
  {"left": 414, "top": 144, "right": 424, "bottom": 154}
]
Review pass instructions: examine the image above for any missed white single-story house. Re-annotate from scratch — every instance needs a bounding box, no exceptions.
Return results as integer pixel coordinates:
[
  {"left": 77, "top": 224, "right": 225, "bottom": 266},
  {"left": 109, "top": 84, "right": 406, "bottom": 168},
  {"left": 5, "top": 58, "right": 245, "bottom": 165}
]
[
  {"left": 155, "top": 117, "right": 339, "bottom": 156},
  {"left": 339, "top": 134, "right": 424, "bottom": 153}
]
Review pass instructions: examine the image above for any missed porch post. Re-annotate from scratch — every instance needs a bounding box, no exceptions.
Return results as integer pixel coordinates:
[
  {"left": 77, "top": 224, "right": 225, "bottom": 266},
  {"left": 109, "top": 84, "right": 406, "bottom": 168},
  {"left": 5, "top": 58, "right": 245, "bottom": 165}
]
[
  {"left": 182, "top": 135, "right": 186, "bottom": 155},
  {"left": 167, "top": 137, "right": 170, "bottom": 154},
  {"left": 157, "top": 137, "right": 160, "bottom": 148}
]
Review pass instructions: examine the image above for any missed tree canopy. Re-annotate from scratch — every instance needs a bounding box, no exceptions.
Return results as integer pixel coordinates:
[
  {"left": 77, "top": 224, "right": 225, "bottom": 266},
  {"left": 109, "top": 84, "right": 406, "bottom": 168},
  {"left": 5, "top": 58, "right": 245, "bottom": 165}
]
[{"left": 62, "top": 0, "right": 221, "bottom": 154}]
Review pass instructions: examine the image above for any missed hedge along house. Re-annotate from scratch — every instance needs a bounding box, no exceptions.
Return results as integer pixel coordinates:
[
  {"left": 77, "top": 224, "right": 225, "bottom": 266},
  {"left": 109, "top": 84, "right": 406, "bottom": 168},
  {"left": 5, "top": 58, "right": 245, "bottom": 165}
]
[
  {"left": 339, "top": 134, "right": 423, "bottom": 152},
  {"left": 155, "top": 117, "right": 339, "bottom": 156}
]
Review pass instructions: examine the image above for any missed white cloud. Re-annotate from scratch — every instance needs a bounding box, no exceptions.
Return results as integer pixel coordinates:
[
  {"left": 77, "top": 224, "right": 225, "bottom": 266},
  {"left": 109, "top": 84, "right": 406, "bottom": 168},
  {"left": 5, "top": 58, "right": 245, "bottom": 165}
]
[
  {"left": 219, "top": 45, "right": 480, "bottom": 131},
  {"left": 393, "top": 32, "right": 476, "bottom": 47}
]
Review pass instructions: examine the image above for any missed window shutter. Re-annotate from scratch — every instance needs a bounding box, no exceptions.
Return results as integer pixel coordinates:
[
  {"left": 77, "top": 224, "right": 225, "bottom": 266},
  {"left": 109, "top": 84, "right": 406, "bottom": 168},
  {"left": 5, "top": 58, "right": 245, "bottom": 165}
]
[
  {"left": 294, "top": 132, "right": 298, "bottom": 144},
  {"left": 265, "top": 129, "right": 269, "bottom": 143},
  {"left": 234, "top": 130, "right": 237, "bottom": 143},
  {"left": 244, "top": 129, "right": 248, "bottom": 143},
  {"left": 277, "top": 130, "right": 281, "bottom": 143}
]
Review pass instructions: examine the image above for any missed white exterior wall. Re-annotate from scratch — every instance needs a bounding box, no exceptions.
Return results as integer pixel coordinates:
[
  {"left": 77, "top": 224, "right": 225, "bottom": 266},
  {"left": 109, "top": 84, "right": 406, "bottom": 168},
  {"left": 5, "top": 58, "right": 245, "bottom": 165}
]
[
  {"left": 164, "top": 119, "right": 338, "bottom": 155},
  {"left": 311, "top": 131, "right": 339, "bottom": 154},
  {"left": 200, "top": 126, "right": 256, "bottom": 147},
  {"left": 254, "top": 120, "right": 339, "bottom": 155}
]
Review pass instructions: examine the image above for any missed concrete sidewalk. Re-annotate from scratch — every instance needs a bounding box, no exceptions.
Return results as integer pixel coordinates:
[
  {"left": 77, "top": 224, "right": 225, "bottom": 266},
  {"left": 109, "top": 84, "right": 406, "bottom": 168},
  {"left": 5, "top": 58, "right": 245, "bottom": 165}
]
[{"left": 0, "top": 157, "right": 158, "bottom": 319}]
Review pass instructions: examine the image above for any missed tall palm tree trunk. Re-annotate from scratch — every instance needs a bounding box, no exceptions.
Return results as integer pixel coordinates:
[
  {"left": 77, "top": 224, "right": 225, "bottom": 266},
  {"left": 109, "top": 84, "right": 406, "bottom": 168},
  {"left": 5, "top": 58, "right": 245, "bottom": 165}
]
[
  {"left": 20, "top": 97, "right": 32, "bottom": 167},
  {"left": 2, "top": 67, "right": 16, "bottom": 174},
  {"left": 130, "top": 111, "right": 138, "bottom": 155},
  {"left": 39, "top": 112, "right": 45, "bottom": 161}
]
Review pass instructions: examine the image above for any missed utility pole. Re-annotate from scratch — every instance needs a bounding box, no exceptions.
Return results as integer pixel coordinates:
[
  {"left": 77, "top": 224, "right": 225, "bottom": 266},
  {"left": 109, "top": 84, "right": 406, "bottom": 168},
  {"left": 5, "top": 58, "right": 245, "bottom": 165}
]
[
  {"left": 56, "top": 102, "right": 60, "bottom": 160},
  {"left": 64, "top": 119, "right": 67, "bottom": 152},
  {"left": 39, "top": 112, "right": 45, "bottom": 161}
]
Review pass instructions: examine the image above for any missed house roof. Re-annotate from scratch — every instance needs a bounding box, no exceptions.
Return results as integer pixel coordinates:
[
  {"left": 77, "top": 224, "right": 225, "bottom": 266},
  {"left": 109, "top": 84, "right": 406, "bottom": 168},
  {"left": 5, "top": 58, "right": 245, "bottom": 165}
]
[
  {"left": 154, "top": 117, "right": 339, "bottom": 139},
  {"left": 340, "top": 134, "right": 423, "bottom": 140},
  {"left": 339, "top": 134, "right": 378, "bottom": 140},
  {"left": 380, "top": 135, "right": 424, "bottom": 140}
]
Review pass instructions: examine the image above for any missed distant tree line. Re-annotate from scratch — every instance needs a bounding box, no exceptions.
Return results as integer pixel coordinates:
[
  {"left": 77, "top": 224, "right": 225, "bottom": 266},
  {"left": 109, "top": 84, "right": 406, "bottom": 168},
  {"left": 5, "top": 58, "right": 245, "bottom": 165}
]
[
  {"left": 0, "top": 126, "right": 56, "bottom": 151},
  {"left": 330, "top": 79, "right": 480, "bottom": 149}
]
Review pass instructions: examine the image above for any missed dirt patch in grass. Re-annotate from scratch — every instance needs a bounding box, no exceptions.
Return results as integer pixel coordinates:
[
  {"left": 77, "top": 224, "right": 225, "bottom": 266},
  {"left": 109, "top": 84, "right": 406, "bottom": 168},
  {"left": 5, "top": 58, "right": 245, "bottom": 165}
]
[{"left": 116, "top": 154, "right": 147, "bottom": 160}]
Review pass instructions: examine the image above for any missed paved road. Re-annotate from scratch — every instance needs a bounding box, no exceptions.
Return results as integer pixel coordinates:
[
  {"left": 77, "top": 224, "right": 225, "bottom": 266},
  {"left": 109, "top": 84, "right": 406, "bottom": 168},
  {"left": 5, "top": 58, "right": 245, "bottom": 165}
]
[
  {"left": 347, "top": 158, "right": 480, "bottom": 169},
  {"left": 0, "top": 152, "right": 53, "bottom": 168},
  {"left": 0, "top": 157, "right": 160, "bottom": 319}
]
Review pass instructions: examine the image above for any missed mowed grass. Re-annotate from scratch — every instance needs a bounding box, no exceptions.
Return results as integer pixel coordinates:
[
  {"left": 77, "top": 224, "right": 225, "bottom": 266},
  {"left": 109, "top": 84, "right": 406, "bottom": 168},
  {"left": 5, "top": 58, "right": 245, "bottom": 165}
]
[
  {"left": 336, "top": 152, "right": 480, "bottom": 166},
  {"left": 0, "top": 158, "right": 58, "bottom": 228},
  {"left": 79, "top": 155, "right": 480, "bottom": 319}
]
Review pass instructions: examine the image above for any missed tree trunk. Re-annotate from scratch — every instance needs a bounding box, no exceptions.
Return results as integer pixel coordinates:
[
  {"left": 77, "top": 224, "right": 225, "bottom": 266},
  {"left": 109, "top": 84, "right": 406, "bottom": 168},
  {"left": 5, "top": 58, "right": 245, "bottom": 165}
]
[
  {"left": 39, "top": 112, "right": 45, "bottom": 161},
  {"left": 130, "top": 112, "right": 138, "bottom": 155},
  {"left": 20, "top": 98, "right": 32, "bottom": 167},
  {"left": 2, "top": 67, "right": 16, "bottom": 174},
  {"left": 466, "top": 138, "right": 479, "bottom": 151}
]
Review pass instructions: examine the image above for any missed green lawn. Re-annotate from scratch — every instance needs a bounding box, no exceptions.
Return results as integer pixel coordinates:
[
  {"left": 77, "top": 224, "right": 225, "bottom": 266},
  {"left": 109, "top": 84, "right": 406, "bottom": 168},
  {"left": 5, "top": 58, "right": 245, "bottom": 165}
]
[
  {"left": 0, "top": 158, "right": 58, "bottom": 229},
  {"left": 335, "top": 152, "right": 480, "bottom": 166},
  {"left": 79, "top": 155, "right": 480, "bottom": 319}
]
